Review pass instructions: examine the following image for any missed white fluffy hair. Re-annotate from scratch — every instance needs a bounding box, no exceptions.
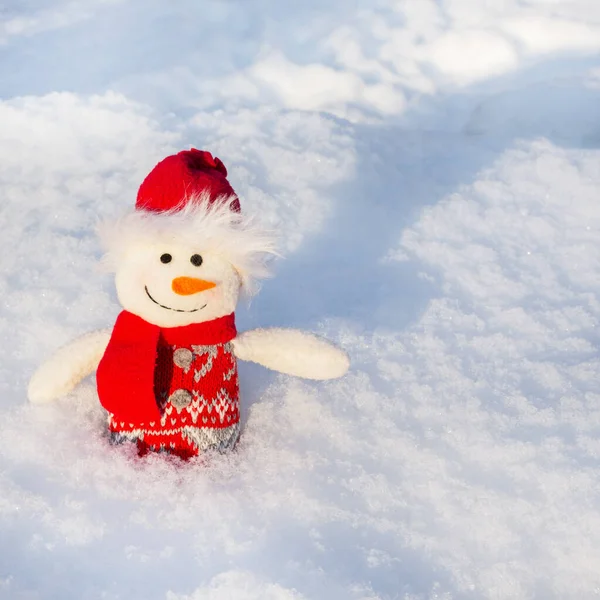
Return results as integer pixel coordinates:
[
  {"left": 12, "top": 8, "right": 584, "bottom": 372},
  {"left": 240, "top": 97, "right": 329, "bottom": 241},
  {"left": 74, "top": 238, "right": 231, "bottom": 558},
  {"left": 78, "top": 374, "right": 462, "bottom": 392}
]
[{"left": 98, "top": 193, "right": 279, "bottom": 295}]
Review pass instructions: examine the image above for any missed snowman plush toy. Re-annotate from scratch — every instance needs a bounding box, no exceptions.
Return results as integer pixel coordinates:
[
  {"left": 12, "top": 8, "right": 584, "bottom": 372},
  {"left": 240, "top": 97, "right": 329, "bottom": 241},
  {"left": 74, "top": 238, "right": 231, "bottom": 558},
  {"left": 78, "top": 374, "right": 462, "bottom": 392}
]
[{"left": 28, "top": 149, "right": 349, "bottom": 459}]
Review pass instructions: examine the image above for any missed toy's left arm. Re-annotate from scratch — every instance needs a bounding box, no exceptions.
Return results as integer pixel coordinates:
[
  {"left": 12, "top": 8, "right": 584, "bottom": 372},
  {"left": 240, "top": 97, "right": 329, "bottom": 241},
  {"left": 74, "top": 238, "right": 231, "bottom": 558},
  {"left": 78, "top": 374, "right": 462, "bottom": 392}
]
[
  {"left": 28, "top": 328, "right": 112, "bottom": 404},
  {"left": 232, "top": 328, "right": 349, "bottom": 380}
]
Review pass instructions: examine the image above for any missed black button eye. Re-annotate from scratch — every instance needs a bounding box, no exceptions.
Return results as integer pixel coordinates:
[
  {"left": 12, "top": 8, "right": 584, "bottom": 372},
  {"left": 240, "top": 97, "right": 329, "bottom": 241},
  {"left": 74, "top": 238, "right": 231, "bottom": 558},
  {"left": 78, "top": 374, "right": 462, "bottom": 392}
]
[
  {"left": 160, "top": 253, "right": 172, "bottom": 264},
  {"left": 190, "top": 254, "right": 203, "bottom": 267}
]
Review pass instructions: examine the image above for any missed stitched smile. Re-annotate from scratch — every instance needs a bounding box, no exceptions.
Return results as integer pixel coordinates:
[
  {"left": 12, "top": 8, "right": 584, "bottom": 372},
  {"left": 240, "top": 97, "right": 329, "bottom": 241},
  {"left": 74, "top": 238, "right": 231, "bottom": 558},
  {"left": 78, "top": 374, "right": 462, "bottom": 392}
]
[{"left": 145, "top": 286, "right": 207, "bottom": 313}]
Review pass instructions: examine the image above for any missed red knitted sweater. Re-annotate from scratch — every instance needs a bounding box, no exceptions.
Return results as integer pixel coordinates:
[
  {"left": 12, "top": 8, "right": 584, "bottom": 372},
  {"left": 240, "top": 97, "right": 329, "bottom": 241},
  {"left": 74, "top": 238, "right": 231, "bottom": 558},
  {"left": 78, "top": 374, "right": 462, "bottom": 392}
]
[{"left": 97, "top": 311, "right": 240, "bottom": 459}]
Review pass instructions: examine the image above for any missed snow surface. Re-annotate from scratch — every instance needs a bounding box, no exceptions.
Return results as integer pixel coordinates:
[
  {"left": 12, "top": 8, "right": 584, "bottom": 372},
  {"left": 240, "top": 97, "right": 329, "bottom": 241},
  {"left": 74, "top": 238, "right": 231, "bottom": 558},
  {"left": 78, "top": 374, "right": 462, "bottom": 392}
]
[{"left": 2, "top": 1, "right": 600, "bottom": 599}]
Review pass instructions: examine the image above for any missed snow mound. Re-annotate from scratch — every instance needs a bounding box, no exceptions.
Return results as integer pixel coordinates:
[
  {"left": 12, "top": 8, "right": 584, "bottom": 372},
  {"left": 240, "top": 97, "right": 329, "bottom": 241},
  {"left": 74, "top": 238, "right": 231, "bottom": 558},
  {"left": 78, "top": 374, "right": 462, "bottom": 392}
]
[{"left": 3, "top": 132, "right": 600, "bottom": 598}]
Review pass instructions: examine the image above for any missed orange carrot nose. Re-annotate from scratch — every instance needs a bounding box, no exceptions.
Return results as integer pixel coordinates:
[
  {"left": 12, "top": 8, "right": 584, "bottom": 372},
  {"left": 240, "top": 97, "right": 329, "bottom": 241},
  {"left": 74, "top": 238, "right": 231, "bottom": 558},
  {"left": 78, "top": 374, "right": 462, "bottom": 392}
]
[{"left": 172, "top": 277, "right": 216, "bottom": 295}]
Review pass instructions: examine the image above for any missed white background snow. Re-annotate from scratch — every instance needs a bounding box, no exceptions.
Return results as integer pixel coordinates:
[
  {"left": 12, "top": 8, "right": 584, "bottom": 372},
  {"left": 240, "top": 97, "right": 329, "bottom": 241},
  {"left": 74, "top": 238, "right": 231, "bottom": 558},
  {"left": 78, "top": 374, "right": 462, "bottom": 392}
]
[{"left": 1, "top": 1, "right": 600, "bottom": 598}]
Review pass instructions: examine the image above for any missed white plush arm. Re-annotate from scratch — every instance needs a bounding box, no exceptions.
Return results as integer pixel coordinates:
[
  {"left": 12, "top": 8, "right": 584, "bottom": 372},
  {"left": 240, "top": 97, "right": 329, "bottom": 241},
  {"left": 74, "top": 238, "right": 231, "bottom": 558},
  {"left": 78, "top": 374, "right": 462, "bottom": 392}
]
[
  {"left": 232, "top": 328, "right": 349, "bottom": 380},
  {"left": 28, "top": 329, "right": 112, "bottom": 404}
]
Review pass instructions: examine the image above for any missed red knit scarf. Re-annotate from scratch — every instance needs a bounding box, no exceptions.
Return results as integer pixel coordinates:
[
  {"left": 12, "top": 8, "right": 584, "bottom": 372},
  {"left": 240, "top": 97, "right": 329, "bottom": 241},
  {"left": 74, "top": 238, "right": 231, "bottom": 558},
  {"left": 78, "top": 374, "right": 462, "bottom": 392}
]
[{"left": 97, "top": 311, "right": 237, "bottom": 423}]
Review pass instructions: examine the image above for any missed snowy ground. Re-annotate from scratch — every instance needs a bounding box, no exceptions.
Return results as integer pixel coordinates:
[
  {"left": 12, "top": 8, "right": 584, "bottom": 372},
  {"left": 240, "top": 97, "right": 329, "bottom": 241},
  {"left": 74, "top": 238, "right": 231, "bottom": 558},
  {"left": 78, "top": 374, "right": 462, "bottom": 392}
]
[{"left": 1, "top": 1, "right": 600, "bottom": 599}]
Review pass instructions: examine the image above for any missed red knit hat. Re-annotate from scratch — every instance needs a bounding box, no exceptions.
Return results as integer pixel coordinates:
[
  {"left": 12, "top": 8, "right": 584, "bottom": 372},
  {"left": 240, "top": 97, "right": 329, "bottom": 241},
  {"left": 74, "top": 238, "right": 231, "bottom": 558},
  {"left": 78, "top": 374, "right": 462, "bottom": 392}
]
[{"left": 136, "top": 149, "right": 240, "bottom": 213}]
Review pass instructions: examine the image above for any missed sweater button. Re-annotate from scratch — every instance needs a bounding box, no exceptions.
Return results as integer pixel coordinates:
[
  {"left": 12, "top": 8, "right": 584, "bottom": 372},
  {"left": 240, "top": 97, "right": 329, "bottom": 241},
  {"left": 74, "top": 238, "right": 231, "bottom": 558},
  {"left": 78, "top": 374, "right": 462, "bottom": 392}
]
[
  {"left": 169, "top": 389, "right": 192, "bottom": 409},
  {"left": 173, "top": 348, "right": 193, "bottom": 371}
]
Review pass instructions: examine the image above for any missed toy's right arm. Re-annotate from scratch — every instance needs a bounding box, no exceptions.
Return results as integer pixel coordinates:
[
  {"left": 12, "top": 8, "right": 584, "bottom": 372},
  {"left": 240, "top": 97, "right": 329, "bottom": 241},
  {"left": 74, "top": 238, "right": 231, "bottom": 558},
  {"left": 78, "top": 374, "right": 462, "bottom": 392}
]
[
  {"left": 28, "top": 329, "right": 112, "bottom": 404},
  {"left": 232, "top": 328, "right": 349, "bottom": 380}
]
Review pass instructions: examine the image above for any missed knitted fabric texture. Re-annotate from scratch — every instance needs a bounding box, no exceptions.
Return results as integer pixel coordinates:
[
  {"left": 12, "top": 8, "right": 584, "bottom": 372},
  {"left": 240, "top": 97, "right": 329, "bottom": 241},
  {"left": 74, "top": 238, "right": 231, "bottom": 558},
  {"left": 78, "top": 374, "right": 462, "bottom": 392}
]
[
  {"left": 136, "top": 149, "right": 241, "bottom": 213},
  {"left": 97, "top": 311, "right": 239, "bottom": 459}
]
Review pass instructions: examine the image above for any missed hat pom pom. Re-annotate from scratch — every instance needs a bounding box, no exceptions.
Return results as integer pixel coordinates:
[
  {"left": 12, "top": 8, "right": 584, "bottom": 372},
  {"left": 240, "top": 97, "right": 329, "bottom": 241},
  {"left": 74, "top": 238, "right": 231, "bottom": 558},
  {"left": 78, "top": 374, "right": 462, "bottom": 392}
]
[{"left": 181, "top": 149, "right": 228, "bottom": 177}]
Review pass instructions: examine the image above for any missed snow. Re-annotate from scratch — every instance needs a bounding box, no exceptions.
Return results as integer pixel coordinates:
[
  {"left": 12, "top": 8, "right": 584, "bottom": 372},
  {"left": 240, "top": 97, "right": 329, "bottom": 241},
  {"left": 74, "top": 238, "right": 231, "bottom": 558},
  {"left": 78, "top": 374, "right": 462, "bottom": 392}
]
[{"left": 1, "top": 0, "right": 600, "bottom": 599}]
